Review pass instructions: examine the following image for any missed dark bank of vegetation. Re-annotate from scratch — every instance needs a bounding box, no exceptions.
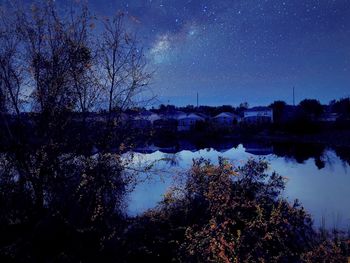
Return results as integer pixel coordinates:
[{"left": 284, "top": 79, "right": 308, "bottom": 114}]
[
  {"left": 149, "top": 98, "right": 350, "bottom": 148},
  {"left": 0, "top": 1, "right": 349, "bottom": 262}
]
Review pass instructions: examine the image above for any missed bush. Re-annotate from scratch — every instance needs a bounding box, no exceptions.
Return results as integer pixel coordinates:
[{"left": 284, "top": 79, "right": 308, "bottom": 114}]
[{"left": 128, "top": 158, "right": 347, "bottom": 262}]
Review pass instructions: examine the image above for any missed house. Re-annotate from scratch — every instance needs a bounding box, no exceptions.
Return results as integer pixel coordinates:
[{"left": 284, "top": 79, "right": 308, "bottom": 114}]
[
  {"left": 163, "top": 111, "right": 186, "bottom": 121},
  {"left": 140, "top": 111, "right": 161, "bottom": 124},
  {"left": 319, "top": 106, "right": 339, "bottom": 122},
  {"left": 319, "top": 112, "right": 339, "bottom": 122},
  {"left": 196, "top": 112, "right": 210, "bottom": 120},
  {"left": 74, "top": 112, "right": 129, "bottom": 124},
  {"left": 244, "top": 107, "right": 273, "bottom": 123},
  {"left": 153, "top": 110, "right": 185, "bottom": 131},
  {"left": 161, "top": 110, "right": 186, "bottom": 120},
  {"left": 130, "top": 111, "right": 161, "bottom": 129},
  {"left": 177, "top": 113, "right": 205, "bottom": 131},
  {"left": 212, "top": 112, "right": 241, "bottom": 127}
]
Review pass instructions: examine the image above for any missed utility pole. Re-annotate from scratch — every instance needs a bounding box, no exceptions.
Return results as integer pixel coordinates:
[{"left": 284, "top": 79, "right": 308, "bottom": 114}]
[
  {"left": 196, "top": 92, "right": 199, "bottom": 108},
  {"left": 293, "top": 86, "right": 295, "bottom": 106}
]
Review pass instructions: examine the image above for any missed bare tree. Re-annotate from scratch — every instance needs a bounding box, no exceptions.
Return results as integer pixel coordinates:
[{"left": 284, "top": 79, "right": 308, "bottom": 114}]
[
  {"left": 0, "top": 7, "right": 23, "bottom": 116},
  {"left": 98, "top": 13, "right": 152, "bottom": 115},
  {"left": 15, "top": 1, "right": 78, "bottom": 116},
  {"left": 2, "top": 2, "right": 152, "bottom": 119},
  {"left": 64, "top": 4, "right": 102, "bottom": 114}
]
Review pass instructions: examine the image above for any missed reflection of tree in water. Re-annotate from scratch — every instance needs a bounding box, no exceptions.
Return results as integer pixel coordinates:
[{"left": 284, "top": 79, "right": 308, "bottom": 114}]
[
  {"left": 334, "top": 147, "right": 350, "bottom": 167},
  {"left": 273, "top": 142, "right": 327, "bottom": 169},
  {"left": 314, "top": 156, "right": 326, "bottom": 169},
  {"left": 162, "top": 153, "right": 182, "bottom": 167}
]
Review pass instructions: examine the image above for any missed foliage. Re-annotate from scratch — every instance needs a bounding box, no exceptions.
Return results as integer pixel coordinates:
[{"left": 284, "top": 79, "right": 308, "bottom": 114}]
[
  {"left": 330, "top": 97, "right": 350, "bottom": 119},
  {"left": 299, "top": 99, "right": 324, "bottom": 119},
  {"left": 270, "top": 100, "right": 287, "bottom": 124},
  {"left": 126, "top": 159, "right": 347, "bottom": 262}
]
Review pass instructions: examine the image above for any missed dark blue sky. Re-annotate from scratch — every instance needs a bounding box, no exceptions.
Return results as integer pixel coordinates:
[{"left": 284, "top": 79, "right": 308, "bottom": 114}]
[{"left": 23, "top": 1, "right": 350, "bottom": 106}]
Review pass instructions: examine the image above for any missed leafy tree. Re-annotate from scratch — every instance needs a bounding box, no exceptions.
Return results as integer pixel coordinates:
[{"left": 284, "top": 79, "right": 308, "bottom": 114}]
[
  {"left": 236, "top": 102, "right": 249, "bottom": 115},
  {"left": 299, "top": 99, "right": 324, "bottom": 119},
  {"left": 270, "top": 100, "right": 287, "bottom": 124},
  {"left": 331, "top": 97, "right": 350, "bottom": 119}
]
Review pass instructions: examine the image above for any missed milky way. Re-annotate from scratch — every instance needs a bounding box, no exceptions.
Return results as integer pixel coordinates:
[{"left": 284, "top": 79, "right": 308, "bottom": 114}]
[{"left": 21, "top": 0, "right": 350, "bottom": 106}]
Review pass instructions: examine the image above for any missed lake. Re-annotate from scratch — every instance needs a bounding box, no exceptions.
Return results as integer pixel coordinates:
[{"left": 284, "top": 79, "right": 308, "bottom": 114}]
[{"left": 127, "top": 141, "right": 350, "bottom": 230}]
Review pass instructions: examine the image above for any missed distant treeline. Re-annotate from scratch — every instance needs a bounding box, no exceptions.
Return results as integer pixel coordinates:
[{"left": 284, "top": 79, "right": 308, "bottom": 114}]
[
  {"left": 146, "top": 97, "right": 350, "bottom": 119},
  {"left": 132, "top": 98, "right": 349, "bottom": 137}
]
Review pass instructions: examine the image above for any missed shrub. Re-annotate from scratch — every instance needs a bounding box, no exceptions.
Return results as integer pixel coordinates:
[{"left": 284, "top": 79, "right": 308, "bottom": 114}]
[{"left": 131, "top": 158, "right": 347, "bottom": 262}]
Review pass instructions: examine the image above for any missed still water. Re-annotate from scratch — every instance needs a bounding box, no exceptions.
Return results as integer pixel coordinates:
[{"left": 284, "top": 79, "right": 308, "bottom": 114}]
[{"left": 127, "top": 142, "right": 350, "bottom": 230}]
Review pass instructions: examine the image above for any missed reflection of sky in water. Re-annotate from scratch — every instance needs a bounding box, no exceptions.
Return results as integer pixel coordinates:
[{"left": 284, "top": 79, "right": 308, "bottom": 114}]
[{"left": 127, "top": 144, "right": 350, "bottom": 229}]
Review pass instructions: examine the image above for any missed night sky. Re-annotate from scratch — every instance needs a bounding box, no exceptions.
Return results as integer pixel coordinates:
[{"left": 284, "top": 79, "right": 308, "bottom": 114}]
[{"left": 25, "top": 1, "right": 350, "bottom": 106}]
